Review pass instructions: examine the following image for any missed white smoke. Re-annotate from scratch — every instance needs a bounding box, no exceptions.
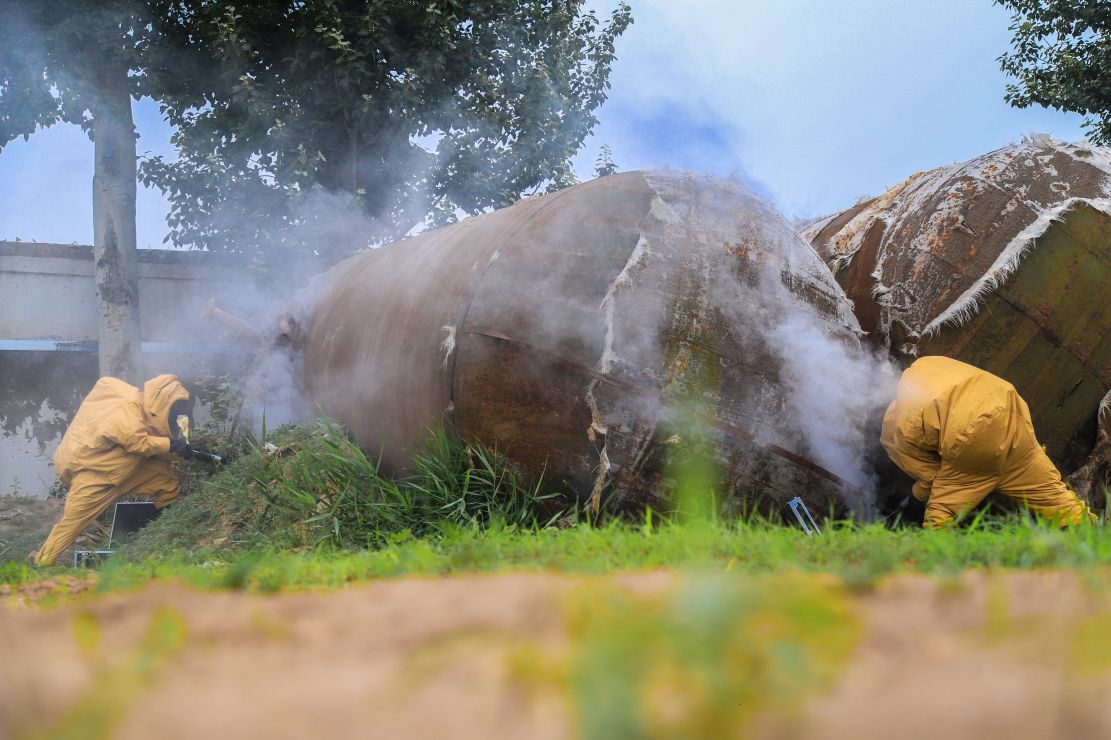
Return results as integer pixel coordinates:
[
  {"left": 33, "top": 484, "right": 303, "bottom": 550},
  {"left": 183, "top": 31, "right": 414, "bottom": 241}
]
[
  {"left": 756, "top": 264, "right": 898, "bottom": 507},
  {"left": 703, "top": 231, "right": 897, "bottom": 516}
]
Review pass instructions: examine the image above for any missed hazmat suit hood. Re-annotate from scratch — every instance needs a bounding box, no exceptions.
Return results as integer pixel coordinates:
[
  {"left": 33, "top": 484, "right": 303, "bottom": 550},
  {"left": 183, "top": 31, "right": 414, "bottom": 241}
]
[{"left": 142, "top": 375, "right": 190, "bottom": 438}]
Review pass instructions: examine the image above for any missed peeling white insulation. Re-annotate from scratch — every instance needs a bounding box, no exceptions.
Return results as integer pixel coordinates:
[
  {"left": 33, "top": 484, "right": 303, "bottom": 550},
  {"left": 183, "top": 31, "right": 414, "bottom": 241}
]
[
  {"left": 439, "top": 324, "right": 456, "bottom": 368},
  {"left": 801, "top": 135, "right": 1111, "bottom": 349},
  {"left": 1101, "top": 389, "right": 1111, "bottom": 440},
  {"left": 586, "top": 231, "right": 654, "bottom": 509},
  {"left": 923, "top": 195, "right": 1111, "bottom": 337},
  {"left": 598, "top": 234, "right": 652, "bottom": 375}
]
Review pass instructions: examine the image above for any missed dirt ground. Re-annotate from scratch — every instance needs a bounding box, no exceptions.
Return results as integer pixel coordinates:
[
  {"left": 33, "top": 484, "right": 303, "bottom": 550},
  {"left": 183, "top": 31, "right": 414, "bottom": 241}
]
[
  {"left": 0, "top": 495, "right": 62, "bottom": 563},
  {"left": 4, "top": 570, "right": 1111, "bottom": 739},
  {"left": 0, "top": 495, "right": 129, "bottom": 566},
  {"left": 779, "top": 570, "right": 1111, "bottom": 739}
]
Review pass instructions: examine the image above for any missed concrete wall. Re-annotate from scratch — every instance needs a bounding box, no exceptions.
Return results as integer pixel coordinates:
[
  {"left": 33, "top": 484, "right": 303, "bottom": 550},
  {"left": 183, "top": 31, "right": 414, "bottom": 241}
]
[{"left": 1, "top": 242, "right": 275, "bottom": 497}]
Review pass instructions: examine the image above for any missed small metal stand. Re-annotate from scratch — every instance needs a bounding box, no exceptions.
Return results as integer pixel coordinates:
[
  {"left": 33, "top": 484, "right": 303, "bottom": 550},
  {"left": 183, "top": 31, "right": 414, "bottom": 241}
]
[
  {"left": 72, "top": 549, "right": 113, "bottom": 568},
  {"left": 787, "top": 496, "right": 821, "bottom": 536}
]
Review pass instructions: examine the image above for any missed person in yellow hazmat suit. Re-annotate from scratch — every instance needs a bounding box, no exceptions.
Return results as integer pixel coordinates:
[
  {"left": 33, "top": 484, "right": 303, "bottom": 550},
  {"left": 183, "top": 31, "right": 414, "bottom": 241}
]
[
  {"left": 35, "top": 374, "right": 195, "bottom": 565},
  {"left": 881, "top": 356, "right": 1094, "bottom": 528}
]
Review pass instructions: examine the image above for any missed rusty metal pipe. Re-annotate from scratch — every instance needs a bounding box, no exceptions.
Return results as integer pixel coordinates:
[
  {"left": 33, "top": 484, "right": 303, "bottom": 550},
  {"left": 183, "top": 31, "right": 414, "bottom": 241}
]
[{"left": 199, "top": 297, "right": 264, "bottom": 347}]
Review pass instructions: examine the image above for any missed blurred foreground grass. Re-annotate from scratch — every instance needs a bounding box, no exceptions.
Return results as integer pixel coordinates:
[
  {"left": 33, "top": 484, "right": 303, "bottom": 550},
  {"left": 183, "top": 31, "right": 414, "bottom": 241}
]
[
  {"left": 4, "top": 567, "right": 863, "bottom": 740},
  {"left": 560, "top": 573, "right": 858, "bottom": 737}
]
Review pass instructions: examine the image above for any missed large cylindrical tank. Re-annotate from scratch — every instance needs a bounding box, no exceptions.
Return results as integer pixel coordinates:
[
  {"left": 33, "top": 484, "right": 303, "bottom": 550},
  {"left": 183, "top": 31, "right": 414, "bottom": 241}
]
[
  {"left": 803, "top": 137, "right": 1111, "bottom": 467},
  {"left": 304, "top": 171, "right": 869, "bottom": 514}
]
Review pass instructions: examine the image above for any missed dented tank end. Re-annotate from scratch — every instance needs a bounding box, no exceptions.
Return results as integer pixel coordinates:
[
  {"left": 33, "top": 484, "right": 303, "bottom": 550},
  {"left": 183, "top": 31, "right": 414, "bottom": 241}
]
[
  {"left": 805, "top": 137, "right": 1111, "bottom": 467},
  {"left": 304, "top": 170, "right": 869, "bottom": 516}
]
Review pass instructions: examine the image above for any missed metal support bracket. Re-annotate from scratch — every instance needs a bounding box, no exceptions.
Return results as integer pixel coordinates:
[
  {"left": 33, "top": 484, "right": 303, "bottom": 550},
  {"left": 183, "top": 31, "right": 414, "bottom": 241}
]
[{"left": 787, "top": 496, "right": 822, "bottom": 536}]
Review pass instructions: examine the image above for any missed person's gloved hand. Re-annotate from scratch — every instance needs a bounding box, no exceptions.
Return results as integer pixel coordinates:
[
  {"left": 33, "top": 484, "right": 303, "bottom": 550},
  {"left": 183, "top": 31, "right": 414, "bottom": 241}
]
[{"left": 169, "top": 438, "right": 193, "bottom": 459}]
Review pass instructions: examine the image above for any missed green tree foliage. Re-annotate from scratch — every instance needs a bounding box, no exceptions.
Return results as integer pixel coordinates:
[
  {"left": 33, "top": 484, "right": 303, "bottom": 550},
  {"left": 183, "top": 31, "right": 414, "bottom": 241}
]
[
  {"left": 0, "top": 2, "right": 134, "bottom": 145},
  {"left": 593, "top": 144, "right": 618, "bottom": 178},
  {"left": 997, "top": 0, "right": 1111, "bottom": 144},
  {"left": 139, "top": 1, "right": 634, "bottom": 256}
]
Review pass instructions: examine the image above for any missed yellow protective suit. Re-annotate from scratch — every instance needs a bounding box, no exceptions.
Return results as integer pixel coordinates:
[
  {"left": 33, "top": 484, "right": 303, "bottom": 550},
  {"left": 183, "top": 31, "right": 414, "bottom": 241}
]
[
  {"left": 881, "top": 356, "right": 1094, "bottom": 528},
  {"left": 35, "top": 375, "right": 190, "bottom": 565}
]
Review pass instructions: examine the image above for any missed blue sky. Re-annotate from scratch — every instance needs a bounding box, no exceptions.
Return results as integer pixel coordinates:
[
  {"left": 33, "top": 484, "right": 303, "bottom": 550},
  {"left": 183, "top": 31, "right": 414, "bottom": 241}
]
[{"left": 0, "top": 0, "right": 1089, "bottom": 247}]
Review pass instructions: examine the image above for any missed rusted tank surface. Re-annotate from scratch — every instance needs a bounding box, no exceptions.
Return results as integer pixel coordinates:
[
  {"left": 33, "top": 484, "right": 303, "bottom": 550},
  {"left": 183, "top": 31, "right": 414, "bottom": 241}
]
[
  {"left": 304, "top": 171, "right": 869, "bottom": 515},
  {"left": 803, "top": 137, "right": 1111, "bottom": 467}
]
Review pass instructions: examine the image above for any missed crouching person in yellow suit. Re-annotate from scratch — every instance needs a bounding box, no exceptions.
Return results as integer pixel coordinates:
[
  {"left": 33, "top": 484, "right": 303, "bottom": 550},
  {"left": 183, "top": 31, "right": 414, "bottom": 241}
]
[
  {"left": 35, "top": 374, "right": 194, "bottom": 565},
  {"left": 881, "top": 356, "right": 1094, "bottom": 528}
]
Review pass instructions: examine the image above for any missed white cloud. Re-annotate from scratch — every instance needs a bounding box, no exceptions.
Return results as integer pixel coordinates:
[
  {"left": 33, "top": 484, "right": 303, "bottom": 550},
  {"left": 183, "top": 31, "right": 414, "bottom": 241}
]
[{"left": 580, "top": 0, "right": 1087, "bottom": 217}]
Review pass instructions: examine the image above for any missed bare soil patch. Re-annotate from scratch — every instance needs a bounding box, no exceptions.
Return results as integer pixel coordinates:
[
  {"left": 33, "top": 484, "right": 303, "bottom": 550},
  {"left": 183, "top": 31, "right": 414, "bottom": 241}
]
[
  {"left": 785, "top": 570, "right": 1111, "bottom": 739},
  {"left": 0, "top": 493, "right": 138, "bottom": 566},
  {"left": 0, "top": 495, "right": 62, "bottom": 563},
  {"left": 4, "top": 570, "right": 1111, "bottom": 739}
]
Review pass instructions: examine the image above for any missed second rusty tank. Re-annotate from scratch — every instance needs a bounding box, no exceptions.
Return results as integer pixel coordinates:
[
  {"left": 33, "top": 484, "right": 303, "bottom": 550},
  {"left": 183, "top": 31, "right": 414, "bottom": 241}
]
[
  {"left": 804, "top": 136, "right": 1111, "bottom": 468},
  {"left": 303, "top": 171, "right": 876, "bottom": 515}
]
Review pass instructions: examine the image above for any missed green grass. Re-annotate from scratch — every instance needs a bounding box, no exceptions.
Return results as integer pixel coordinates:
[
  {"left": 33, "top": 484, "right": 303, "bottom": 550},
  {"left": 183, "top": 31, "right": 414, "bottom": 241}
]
[
  {"left": 118, "top": 420, "right": 564, "bottom": 560},
  {"left": 7, "top": 419, "right": 1110, "bottom": 597},
  {"left": 55, "top": 516, "right": 1111, "bottom": 596}
]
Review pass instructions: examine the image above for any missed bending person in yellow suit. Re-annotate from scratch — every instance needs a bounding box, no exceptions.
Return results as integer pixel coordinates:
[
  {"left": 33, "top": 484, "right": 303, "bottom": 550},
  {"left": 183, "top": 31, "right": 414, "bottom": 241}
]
[
  {"left": 35, "top": 374, "right": 194, "bottom": 565},
  {"left": 881, "top": 356, "right": 1094, "bottom": 528}
]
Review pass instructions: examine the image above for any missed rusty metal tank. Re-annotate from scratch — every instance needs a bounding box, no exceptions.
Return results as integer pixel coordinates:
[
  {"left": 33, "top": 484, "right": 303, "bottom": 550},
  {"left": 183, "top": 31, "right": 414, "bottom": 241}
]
[
  {"left": 803, "top": 136, "right": 1111, "bottom": 467},
  {"left": 304, "top": 171, "right": 869, "bottom": 515}
]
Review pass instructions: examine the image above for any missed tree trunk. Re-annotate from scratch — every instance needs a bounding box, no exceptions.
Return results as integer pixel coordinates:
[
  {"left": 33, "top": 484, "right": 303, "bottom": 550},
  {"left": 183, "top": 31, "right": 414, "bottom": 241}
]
[{"left": 91, "top": 58, "right": 141, "bottom": 382}]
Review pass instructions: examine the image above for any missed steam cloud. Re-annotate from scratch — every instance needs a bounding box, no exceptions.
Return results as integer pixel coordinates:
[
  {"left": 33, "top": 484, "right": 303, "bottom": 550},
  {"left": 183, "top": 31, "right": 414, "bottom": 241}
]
[{"left": 755, "top": 265, "right": 898, "bottom": 513}]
